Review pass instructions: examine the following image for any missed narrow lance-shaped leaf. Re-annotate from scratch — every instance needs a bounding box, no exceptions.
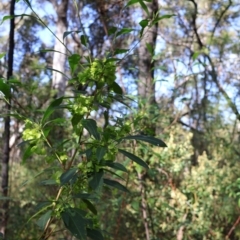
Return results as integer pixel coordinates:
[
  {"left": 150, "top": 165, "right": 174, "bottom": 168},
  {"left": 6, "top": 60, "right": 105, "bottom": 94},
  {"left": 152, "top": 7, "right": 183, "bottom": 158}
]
[
  {"left": 118, "top": 149, "right": 149, "bottom": 169},
  {"left": 125, "top": 0, "right": 139, "bottom": 8},
  {"left": 89, "top": 170, "right": 104, "bottom": 190},
  {"left": 139, "top": 0, "right": 149, "bottom": 16},
  {"left": 61, "top": 208, "right": 87, "bottom": 239},
  {"left": 68, "top": 54, "right": 81, "bottom": 74},
  {"left": 87, "top": 228, "right": 104, "bottom": 240},
  {"left": 104, "top": 168, "right": 125, "bottom": 181},
  {"left": 45, "top": 67, "right": 70, "bottom": 79},
  {"left": 104, "top": 178, "right": 129, "bottom": 192},
  {"left": 60, "top": 168, "right": 78, "bottom": 186},
  {"left": 114, "top": 49, "right": 129, "bottom": 55},
  {"left": 111, "top": 82, "right": 123, "bottom": 95},
  {"left": 105, "top": 161, "right": 128, "bottom": 173},
  {"left": 96, "top": 147, "right": 107, "bottom": 162},
  {"left": 73, "top": 193, "right": 97, "bottom": 200},
  {"left": 80, "top": 35, "right": 88, "bottom": 47},
  {"left": 42, "top": 97, "right": 64, "bottom": 123},
  {"left": 116, "top": 28, "right": 134, "bottom": 37},
  {"left": 1, "top": 14, "right": 34, "bottom": 25},
  {"left": 82, "top": 199, "right": 97, "bottom": 215},
  {"left": 0, "top": 78, "right": 11, "bottom": 99},
  {"left": 82, "top": 119, "right": 100, "bottom": 140},
  {"left": 121, "top": 135, "right": 167, "bottom": 147},
  {"left": 39, "top": 49, "right": 69, "bottom": 56},
  {"left": 36, "top": 210, "right": 52, "bottom": 230},
  {"left": 63, "top": 30, "right": 81, "bottom": 41},
  {"left": 151, "top": 14, "right": 175, "bottom": 26},
  {"left": 108, "top": 26, "right": 118, "bottom": 35}
]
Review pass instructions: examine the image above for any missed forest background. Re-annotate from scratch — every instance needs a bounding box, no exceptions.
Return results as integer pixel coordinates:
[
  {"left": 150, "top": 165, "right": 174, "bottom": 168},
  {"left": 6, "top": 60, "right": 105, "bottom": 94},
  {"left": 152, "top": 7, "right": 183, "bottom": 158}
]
[{"left": 1, "top": 0, "right": 240, "bottom": 239}]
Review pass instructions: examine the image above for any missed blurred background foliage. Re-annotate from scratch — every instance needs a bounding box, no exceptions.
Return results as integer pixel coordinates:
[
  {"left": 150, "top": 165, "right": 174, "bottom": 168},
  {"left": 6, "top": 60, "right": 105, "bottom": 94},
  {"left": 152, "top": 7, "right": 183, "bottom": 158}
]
[{"left": 1, "top": 0, "right": 240, "bottom": 239}]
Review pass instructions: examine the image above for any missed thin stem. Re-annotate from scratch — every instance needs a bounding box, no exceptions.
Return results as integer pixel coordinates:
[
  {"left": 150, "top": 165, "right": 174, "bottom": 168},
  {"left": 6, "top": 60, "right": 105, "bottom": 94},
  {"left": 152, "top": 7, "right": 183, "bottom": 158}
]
[
  {"left": 40, "top": 129, "right": 63, "bottom": 166},
  {"left": 23, "top": 0, "right": 71, "bottom": 55}
]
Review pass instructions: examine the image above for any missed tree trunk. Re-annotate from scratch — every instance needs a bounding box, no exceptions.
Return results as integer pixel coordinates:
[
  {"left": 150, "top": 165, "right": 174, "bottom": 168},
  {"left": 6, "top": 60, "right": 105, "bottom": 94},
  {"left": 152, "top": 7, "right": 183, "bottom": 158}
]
[
  {"left": 51, "top": 0, "right": 69, "bottom": 97},
  {"left": 138, "top": 0, "right": 159, "bottom": 136},
  {"left": 0, "top": 0, "right": 15, "bottom": 236}
]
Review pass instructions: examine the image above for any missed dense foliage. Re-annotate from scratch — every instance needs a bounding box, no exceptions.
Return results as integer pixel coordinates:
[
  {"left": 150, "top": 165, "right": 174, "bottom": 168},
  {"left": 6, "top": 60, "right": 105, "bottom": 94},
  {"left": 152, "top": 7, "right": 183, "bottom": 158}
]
[{"left": 0, "top": 0, "right": 240, "bottom": 239}]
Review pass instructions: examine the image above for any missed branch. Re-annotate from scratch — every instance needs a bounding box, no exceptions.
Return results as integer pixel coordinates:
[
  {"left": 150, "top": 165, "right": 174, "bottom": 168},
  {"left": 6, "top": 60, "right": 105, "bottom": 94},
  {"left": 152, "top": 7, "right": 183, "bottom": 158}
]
[
  {"left": 211, "top": 0, "right": 232, "bottom": 40},
  {"left": 188, "top": 0, "right": 203, "bottom": 49},
  {"left": 226, "top": 215, "right": 240, "bottom": 239},
  {"left": 203, "top": 54, "right": 240, "bottom": 121}
]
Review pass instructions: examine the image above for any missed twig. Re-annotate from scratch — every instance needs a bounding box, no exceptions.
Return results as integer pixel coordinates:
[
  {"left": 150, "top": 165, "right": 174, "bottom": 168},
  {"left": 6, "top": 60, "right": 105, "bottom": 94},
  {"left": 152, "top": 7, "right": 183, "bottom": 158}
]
[{"left": 225, "top": 215, "right": 240, "bottom": 239}]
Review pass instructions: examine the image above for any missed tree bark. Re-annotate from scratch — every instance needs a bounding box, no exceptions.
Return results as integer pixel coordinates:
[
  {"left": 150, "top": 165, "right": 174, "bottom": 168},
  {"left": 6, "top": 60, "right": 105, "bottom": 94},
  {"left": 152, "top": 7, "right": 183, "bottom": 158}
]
[
  {"left": 137, "top": 172, "right": 150, "bottom": 240},
  {"left": 51, "top": 0, "right": 69, "bottom": 97},
  {"left": 0, "top": 0, "right": 15, "bottom": 236},
  {"left": 138, "top": 0, "right": 159, "bottom": 136}
]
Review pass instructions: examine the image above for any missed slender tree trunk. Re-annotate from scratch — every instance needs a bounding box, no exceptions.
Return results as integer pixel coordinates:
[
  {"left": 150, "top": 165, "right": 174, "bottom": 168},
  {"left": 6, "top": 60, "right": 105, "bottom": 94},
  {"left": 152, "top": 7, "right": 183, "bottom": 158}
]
[
  {"left": 138, "top": 0, "right": 159, "bottom": 136},
  {"left": 0, "top": 0, "right": 15, "bottom": 236},
  {"left": 137, "top": 172, "right": 150, "bottom": 240},
  {"left": 48, "top": 0, "right": 69, "bottom": 148},
  {"left": 137, "top": 1, "right": 159, "bottom": 239},
  {"left": 51, "top": 0, "right": 69, "bottom": 97}
]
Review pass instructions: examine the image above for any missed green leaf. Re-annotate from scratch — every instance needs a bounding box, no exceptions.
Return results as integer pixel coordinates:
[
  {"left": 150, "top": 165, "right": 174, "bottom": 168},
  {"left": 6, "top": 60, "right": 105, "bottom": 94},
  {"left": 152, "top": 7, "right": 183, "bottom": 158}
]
[
  {"left": 111, "top": 82, "right": 123, "bottom": 94},
  {"left": 39, "top": 49, "right": 68, "bottom": 56},
  {"left": 139, "top": 19, "right": 149, "bottom": 37},
  {"left": 86, "top": 148, "right": 93, "bottom": 160},
  {"left": 68, "top": 54, "right": 81, "bottom": 74},
  {"left": 82, "top": 199, "right": 97, "bottom": 215},
  {"left": 46, "top": 67, "right": 70, "bottom": 79},
  {"left": 96, "top": 147, "right": 107, "bottom": 162},
  {"left": 44, "top": 118, "right": 66, "bottom": 127},
  {"left": 36, "top": 210, "right": 52, "bottom": 230},
  {"left": 82, "top": 119, "right": 100, "bottom": 140},
  {"left": 116, "top": 28, "right": 134, "bottom": 37},
  {"left": 60, "top": 168, "right": 78, "bottom": 186},
  {"left": 35, "top": 201, "right": 52, "bottom": 212},
  {"left": 80, "top": 35, "right": 88, "bottom": 47},
  {"left": 0, "top": 78, "right": 11, "bottom": 99},
  {"left": 104, "top": 169, "right": 125, "bottom": 181},
  {"left": 118, "top": 149, "right": 149, "bottom": 169},
  {"left": 71, "top": 114, "right": 83, "bottom": 127},
  {"left": 73, "top": 193, "right": 97, "bottom": 200},
  {"left": 42, "top": 97, "right": 63, "bottom": 123},
  {"left": 63, "top": 30, "right": 81, "bottom": 41},
  {"left": 121, "top": 135, "right": 167, "bottom": 147},
  {"left": 192, "top": 51, "right": 200, "bottom": 61},
  {"left": 1, "top": 14, "right": 33, "bottom": 25},
  {"left": 114, "top": 49, "right": 129, "bottom": 55},
  {"left": 0, "top": 53, "right": 6, "bottom": 59},
  {"left": 105, "top": 161, "right": 128, "bottom": 173},
  {"left": 146, "top": 43, "right": 154, "bottom": 56},
  {"left": 22, "top": 145, "right": 34, "bottom": 162},
  {"left": 103, "top": 111, "right": 109, "bottom": 128},
  {"left": 87, "top": 228, "right": 104, "bottom": 240},
  {"left": 40, "top": 179, "right": 57, "bottom": 186},
  {"left": 108, "top": 26, "right": 118, "bottom": 35},
  {"left": 139, "top": 19, "right": 149, "bottom": 28},
  {"left": 125, "top": 0, "right": 139, "bottom": 8},
  {"left": 89, "top": 170, "right": 104, "bottom": 190},
  {"left": 151, "top": 14, "right": 175, "bottom": 26},
  {"left": 103, "top": 178, "right": 129, "bottom": 192},
  {"left": 139, "top": 0, "right": 149, "bottom": 16},
  {"left": 61, "top": 208, "right": 86, "bottom": 239},
  {"left": 105, "top": 58, "right": 120, "bottom": 63}
]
